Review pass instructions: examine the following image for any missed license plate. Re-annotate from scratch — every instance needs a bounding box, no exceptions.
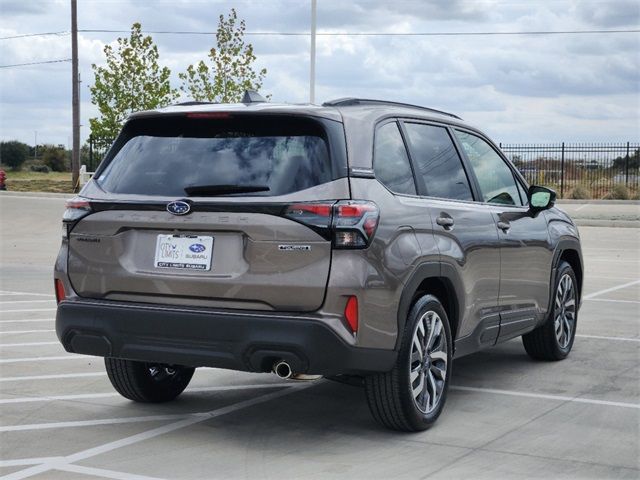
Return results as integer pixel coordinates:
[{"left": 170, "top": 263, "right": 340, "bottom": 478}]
[{"left": 154, "top": 235, "right": 214, "bottom": 271}]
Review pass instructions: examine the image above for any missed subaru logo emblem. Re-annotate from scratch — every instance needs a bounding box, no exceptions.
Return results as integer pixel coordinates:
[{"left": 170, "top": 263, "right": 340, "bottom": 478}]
[
  {"left": 166, "top": 201, "right": 191, "bottom": 216},
  {"left": 189, "top": 243, "right": 206, "bottom": 253}
]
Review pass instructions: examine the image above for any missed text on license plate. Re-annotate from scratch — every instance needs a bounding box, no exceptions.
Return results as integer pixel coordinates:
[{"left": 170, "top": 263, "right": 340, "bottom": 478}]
[{"left": 154, "top": 235, "right": 214, "bottom": 271}]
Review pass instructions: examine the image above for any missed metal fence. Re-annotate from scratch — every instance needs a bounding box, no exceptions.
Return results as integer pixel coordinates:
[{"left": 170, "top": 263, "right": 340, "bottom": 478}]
[
  {"left": 500, "top": 142, "right": 639, "bottom": 199},
  {"left": 87, "top": 137, "right": 639, "bottom": 199}
]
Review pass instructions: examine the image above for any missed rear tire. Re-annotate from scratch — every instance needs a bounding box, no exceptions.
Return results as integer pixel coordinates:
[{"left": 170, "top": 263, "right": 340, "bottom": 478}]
[
  {"left": 364, "top": 295, "right": 452, "bottom": 431},
  {"left": 105, "top": 358, "right": 195, "bottom": 403},
  {"left": 522, "top": 260, "right": 578, "bottom": 361}
]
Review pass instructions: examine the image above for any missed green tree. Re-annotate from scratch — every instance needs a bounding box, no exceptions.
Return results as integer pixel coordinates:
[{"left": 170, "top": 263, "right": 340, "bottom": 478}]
[
  {"left": 41, "top": 145, "right": 68, "bottom": 172},
  {"left": 0, "top": 141, "right": 29, "bottom": 170},
  {"left": 89, "top": 23, "right": 178, "bottom": 139},
  {"left": 179, "top": 9, "right": 267, "bottom": 102}
]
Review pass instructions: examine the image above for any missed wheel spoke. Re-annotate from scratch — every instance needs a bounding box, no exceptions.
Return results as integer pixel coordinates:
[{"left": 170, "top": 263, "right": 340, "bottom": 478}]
[
  {"left": 430, "top": 363, "right": 446, "bottom": 381},
  {"left": 412, "top": 371, "right": 425, "bottom": 398},
  {"left": 427, "top": 371, "right": 437, "bottom": 410}
]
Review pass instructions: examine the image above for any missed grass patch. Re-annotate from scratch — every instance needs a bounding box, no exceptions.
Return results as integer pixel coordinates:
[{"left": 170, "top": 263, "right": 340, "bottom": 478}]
[{"left": 2, "top": 171, "right": 74, "bottom": 193}]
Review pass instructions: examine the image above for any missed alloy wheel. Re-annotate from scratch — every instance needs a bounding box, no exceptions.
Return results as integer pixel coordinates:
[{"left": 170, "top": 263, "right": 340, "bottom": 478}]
[
  {"left": 554, "top": 273, "right": 576, "bottom": 349},
  {"left": 409, "top": 310, "right": 448, "bottom": 414}
]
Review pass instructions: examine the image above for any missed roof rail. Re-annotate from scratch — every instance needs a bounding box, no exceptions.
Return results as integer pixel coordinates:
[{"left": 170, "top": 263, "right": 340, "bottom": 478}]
[{"left": 322, "top": 98, "right": 462, "bottom": 120}]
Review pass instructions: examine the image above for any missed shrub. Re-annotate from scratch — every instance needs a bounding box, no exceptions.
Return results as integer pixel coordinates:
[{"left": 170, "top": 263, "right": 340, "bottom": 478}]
[
  {"left": 41, "top": 145, "right": 68, "bottom": 172},
  {"left": 608, "top": 184, "right": 630, "bottom": 200},
  {"left": 569, "top": 184, "right": 591, "bottom": 199},
  {"left": 30, "top": 165, "right": 51, "bottom": 173},
  {"left": 0, "top": 141, "right": 29, "bottom": 170}
]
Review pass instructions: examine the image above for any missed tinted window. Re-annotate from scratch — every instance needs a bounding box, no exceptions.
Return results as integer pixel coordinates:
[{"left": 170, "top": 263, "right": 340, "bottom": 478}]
[
  {"left": 404, "top": 123, "right": 473, "bottom": 201},
  {"left": 373, "top": 122, "right": 416, "bottom": 195},
  {"left": 454, "top": 131, "right": 523, "bottom": 206},
  {"left": 97, "top": 115, "right": 338, "bottom": 197}
]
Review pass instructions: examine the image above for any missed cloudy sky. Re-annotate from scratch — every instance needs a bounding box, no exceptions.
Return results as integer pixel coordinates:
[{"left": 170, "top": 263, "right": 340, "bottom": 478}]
[{"left": 0, "top": 0, "right": 638, "bottom": 147}]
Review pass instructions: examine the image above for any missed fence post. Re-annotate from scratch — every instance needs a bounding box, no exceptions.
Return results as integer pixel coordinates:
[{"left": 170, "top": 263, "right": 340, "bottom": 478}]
[
  {"left": 625, "top": 141, "right": 630, "bottom": 187},
  {"left": 560, "top": 142, "right": 565, "bottom": 198},
  {"left": 89, "top": 135, "right": 93, "bottom": 171}
]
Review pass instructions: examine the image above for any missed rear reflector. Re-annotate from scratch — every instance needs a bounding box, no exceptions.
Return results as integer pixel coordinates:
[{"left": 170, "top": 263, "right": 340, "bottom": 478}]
[
  {"left": 54, "top": 279, "right": 66, "bottom": 304},
  {"left": 344, "top": 296, "right": 359, "bottom": 333}
]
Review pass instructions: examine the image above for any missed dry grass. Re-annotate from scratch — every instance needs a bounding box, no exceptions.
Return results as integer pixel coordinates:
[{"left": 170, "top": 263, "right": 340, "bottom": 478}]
[{"left": 2, "top": 171, "right": 75, "bottom": 193}]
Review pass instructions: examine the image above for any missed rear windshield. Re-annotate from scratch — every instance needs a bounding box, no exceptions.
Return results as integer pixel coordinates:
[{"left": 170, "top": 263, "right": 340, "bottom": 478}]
[{"left": 96, "top": 114, "right": 346, "bottom": 197}]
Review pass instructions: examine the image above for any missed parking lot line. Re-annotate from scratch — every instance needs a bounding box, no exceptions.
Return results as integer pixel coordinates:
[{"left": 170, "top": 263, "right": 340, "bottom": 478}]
[
  {"left": 576, "top": 334, "right": 640, "bottom": 342},
  {"left": 0, "top": 383, "right": 294, "bottom": 405},
  {"left": 0, "top": 457, "right": 65, "bottom": 468},
  {"left": 451, "top": 386, "right": 640, "bottom": 409},
  {"left": 0, "top": 341, "right": 59, "bottom": 347},
  {"left": 0, "top": 308, "right": 56, "bottom": 314},
  {"left": 1, "top": 384, "right": 312, "bottom": 480},
  {"left": 584, "top": 298, "right": 640, "bottom": 304},
  {"left": 0, "top": 329, "right": 55, "bottom": 335},
  {"left": 0, "top": 300, "right": 55, "bottom": 305},
  {"left": 0, "top": 318, "right": 54, "bottom": 324},
  {"left": 56, "top": 464, "right": 165, "bottom": 480},
  {"left": 0, "top": 355, "right": 90, "bottom": 364},
  {"left": 0, "top": 291, "right": 55, "bottom": 298},
  {"left": 0, "top": 372, "right": 104, "bottom": 383},
  {"left": 583, "top": 279, "right": 640, "bottom": 299}
]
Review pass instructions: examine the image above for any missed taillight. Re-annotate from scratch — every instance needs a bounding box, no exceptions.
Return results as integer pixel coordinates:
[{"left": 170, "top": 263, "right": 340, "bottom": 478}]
[
  {"left": 333, "top": 201, "right": 379, "bottom": 248},
  {"left": 344, "top": 296, "right": 358, "bottom": 333},
  {"left": 284, "top": 200, "right": 379, "bottom": 249},
  {"left": 54, "top": 279, "right": 66, "bottom": 303},
  {"left": 62, "top": 197, "right": 92, "bottom": 237}
]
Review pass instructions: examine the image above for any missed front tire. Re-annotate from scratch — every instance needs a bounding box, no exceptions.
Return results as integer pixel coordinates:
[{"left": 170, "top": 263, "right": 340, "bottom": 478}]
[
  {"left": 522, "top": 260, "right": 578, "bottom": 361},
  {"left": 365, "top": 295, "right": 452, "bottom": 431},
  {"left": 105, "top": 358, "right": 195, "bottom": 403}
]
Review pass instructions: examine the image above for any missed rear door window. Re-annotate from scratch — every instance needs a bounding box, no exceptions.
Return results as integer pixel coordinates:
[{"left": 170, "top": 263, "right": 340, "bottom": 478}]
[
  {"left": 403, "top": 123, "right": 473, "bottom": 201},
  {"left": 96, "top": 115, "right": 345, "bottom": 197},
  {"left": 373, "top": 122, "right": 417, "bottom": 195}
]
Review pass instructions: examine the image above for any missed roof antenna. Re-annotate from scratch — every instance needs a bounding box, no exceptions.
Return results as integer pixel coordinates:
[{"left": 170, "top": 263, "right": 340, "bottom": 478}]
[{"left": 241, "top": 90, "right": 267, "bottom": 104}]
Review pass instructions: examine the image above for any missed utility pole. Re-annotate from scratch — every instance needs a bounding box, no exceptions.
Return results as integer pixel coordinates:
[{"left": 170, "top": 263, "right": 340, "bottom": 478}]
[
  {"left": 309, "top": 0, "right": 317, "bottom": 104},
  {"left": 71, "top": 0, "right": 80, "bottom": 191}
]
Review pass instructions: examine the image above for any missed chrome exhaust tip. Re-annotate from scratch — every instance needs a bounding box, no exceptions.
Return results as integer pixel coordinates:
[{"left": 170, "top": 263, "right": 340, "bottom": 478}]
[{"left": 273, "top": 360, "right": 293, "bottom": 379}]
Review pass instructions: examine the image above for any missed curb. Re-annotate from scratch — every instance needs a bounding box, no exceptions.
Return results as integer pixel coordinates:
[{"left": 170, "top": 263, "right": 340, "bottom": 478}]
[
  {"left": 0, "top": 191, "right": 72, "bottom": 199},
  {"left": 557, "top": 200, "right": 640, "bottom": 205},
  {"left": 574, "top": 219, "right": 640, "bottom": 228}
]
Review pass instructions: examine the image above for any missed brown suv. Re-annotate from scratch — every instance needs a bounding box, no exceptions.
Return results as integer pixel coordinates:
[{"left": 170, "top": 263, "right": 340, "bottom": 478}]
[{"left": 55, "top": 94, "right": 583, "bottom": 431}]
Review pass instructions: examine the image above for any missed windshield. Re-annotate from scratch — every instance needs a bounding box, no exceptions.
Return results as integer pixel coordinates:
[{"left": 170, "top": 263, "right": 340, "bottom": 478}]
[{"left": 96, "top": 114, "right": 341, "bottom": 197}]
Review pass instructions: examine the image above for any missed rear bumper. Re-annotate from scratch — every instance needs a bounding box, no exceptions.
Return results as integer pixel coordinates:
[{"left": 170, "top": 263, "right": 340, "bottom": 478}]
[{"left": 55, "top": 299, "right": 396, "bottom": 376}]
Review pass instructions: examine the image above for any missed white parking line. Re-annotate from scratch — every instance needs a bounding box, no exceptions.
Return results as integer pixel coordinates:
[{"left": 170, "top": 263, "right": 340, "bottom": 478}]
[
  {"left": 0, "top": 318, "right": 53, "bottom": 324},
  {"left": 56, "top": 464, "right": 165, "bottom": 480},
  {"left": 0, "top": 291, "right": 55, "bottom": 298},
  {"left": 583, "top": 279, "right": 640, "bottom": 299},
  {"left": 0, "top": 457, "right": 64, "bottom": 468},
  {"left": 0, "top": 383, "right": 294, "bottom": 405},
  {"left": 0, "top": 355, "right": 90, "bottom": 364},
  {"left": 0, "top": 300, "right": 55, "bottom": 305},
  {"left": 0, "top": 329, "right": 55, "bottom": 335},
  {"left": 1, "top": 384, "right": 312, "bottom": 480},
  {"left": 0, "top": 341, "right": 59, "bottom": 347},
  {"left": 0, "top": 308, "right": 56, "bottom": 314},
  {"left": 576, "top": 334, "right": 640, "bottom": 342},
  {"left": 584, "top": 298, "right": 640, "bottom": 304},
  {"left": 451, "top": 385, "right": 640, "bottom": 409},
  {"left": 0, "top": 372, "right": 104, "bottom": 383}
]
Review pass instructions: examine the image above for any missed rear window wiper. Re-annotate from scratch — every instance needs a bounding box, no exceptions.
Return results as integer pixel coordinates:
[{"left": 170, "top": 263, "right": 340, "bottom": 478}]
[{"left": 184, "top": 184, "right": 270, "bottom": 196}]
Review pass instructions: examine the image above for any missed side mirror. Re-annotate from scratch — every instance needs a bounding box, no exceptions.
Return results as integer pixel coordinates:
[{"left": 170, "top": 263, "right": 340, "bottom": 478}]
[{"left": 529, "top": 185, "right": 556, "bottom": 211}]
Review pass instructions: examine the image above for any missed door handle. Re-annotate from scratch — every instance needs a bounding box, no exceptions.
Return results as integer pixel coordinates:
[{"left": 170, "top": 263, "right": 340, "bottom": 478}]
[
  {"left": 436, "top": 216, "right": 455, "bottom": 229},
  {"left": 497, "top": 221, "right": 511, "bottom": 232}
]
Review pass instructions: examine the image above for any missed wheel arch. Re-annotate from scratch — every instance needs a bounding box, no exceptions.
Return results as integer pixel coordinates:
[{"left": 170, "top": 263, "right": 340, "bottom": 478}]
[
  {"left": 396, "top": 262, "right": 464, "bottom": 351},
  {"left": 548, "top": 238, "right": 584, "bottom": 314}
]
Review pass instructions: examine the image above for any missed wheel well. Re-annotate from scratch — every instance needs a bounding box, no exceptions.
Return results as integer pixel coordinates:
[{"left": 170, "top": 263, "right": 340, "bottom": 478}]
[
  {"left": 413, "top": 277, "right": 459, "bottom": 341},
  {"left": 560, "top": 249, "right": 583, "bottom": 300}
]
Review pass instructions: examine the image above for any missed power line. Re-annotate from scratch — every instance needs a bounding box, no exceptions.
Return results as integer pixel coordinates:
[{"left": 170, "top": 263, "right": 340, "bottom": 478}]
[
  {"left": 0, "top": 59, "right": 72, "bottom": 69},
  {"left": 78, "top": 28, "right": 640, "bottom": 36},
  {"left": 0, "top": 31, "right": 69, "bottom": 40}
]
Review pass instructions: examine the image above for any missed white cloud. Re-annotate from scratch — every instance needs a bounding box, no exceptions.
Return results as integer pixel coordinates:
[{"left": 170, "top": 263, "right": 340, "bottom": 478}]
[{"left": 0, "top": 0, "right": 638, "bottom": 146}]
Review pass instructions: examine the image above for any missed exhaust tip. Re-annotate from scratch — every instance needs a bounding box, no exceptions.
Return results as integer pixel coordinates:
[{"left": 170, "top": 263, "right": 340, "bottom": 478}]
[{"left": 273, "top": 360, "right": 292, "bottom": 379}]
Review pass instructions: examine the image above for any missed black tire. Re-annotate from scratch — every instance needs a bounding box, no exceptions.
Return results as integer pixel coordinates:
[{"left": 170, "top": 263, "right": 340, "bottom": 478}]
[
  {"left": 522, "top": 260, "right": 578, "bottom": 361},
  {"left": 105, "top": 358, "right": 195, "bottom": 403},
  {"left": 364, "top": 295, "right": 453, "bottom": 431}
]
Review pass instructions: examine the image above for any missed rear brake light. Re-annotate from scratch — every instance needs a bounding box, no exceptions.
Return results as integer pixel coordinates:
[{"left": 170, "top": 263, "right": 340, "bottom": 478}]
[
  {"left": 54, "top": 279, "right": 66, "bottom": 303},
  {"left": 333, "top": 201, "right": 379, "bottom": 249},
  {"left": 344, "top": 296, "right": 358, "bottom": 333},
  {"left": 63, "top": 197, "right": 91, "bottom": 221},
  {"left": 283, "top": 200, "right": 379, "bottom": 249},
  {"left": 186, "top": 112, "right": 231, "bottom": 119}
]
